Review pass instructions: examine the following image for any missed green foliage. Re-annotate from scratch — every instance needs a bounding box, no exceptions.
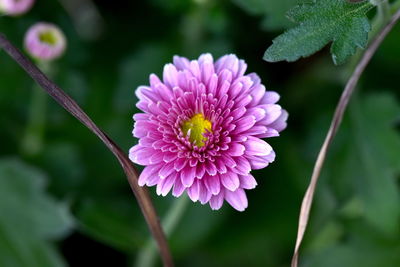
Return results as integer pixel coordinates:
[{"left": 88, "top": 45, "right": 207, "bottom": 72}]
[
  {"left": 233, "top": 0, "right": 300, "bottom": 30},
  {"left": 115, "top": 44, "right": 171, "bottom": 114},
  {"left": 0, "top": 158, "right": 74, "bottom": 267},
  {"left": 302, "top": 92, "right": 400, "bottom": 267},
  {"left": 264, "top": 0, "right": 374, "bottom": 64},
  {"left": 76, "top": 198, "right": 146, "bottom": 252},
  {"left": 348, "top": 93, "right": 400, "bottom": 234},
  {"left": 305, "top": 236, "right": 400, "bottom": 267},
  {"left": 1, "top": 0, "right": 400, "bottom": 266}
]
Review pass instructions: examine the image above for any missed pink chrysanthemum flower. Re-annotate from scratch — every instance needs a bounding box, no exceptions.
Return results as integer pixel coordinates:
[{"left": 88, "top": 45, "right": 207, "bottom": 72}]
[
  {"left": 129, "top": 54, "right": 287, "bottom": 211},
  {"left": 24, "top": 22, "right": 66, "bottom": 61},
  {"left": 0, "top": 0, "right": 34, "bottom": 16}
]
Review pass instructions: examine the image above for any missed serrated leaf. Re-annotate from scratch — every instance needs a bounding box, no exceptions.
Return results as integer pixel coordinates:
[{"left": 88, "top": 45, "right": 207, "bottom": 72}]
[
  {"left": 233, "top": 0, "right": 300, "bottom": 30},
  {"left": 264, "top": 0, "right": 373, "bottom": 65},
  {"left": 0, "top": 158, "right": 74, "bottom": 267}
]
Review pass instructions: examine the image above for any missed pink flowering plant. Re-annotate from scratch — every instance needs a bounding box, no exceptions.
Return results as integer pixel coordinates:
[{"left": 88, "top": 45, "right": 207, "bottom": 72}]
[
  {"left": 129, "top": 54, "right": 287, "bottom": 211},
  {"left": 0, "top": 0, "right": 34, "bottom": 16},
  {"left": 1, "top": 0, "right": 400, "bottom": 267},
  {"left": 24, "top": 22, "right": 66, "bottom": 62}
]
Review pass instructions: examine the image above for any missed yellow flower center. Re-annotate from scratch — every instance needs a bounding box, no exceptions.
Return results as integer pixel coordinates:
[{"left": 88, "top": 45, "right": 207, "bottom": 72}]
[
  {"left": 181, "top": 114, "right": 212, "bottom": 147},
  {"left": 39, "top": 31, "right": 57, "bottom": 46}
]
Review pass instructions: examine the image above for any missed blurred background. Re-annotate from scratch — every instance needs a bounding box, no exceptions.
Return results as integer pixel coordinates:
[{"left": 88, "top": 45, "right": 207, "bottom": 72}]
[{"left": 0, "top": 0, "right": 399, "bottom": 266}]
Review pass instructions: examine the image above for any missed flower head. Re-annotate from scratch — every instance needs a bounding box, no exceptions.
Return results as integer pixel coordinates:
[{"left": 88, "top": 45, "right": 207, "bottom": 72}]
[
  {"left": 24, "top": 22, "right": 66, "bottom": 61},
  {"left": 0, "top": 0, "right": 34, "bottom": 16},
  {"left": 130, "top": 54, "right": 287, "bottom": 211}
]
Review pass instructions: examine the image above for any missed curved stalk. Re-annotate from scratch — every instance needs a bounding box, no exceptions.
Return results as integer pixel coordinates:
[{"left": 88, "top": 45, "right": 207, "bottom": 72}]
[
  {"left": 136, "top": 196, "right": 190, "bottom": 267},
  {"left": 0, "top": 34, "right": 174, "bottom": 267},
  {"left": 291, "top": 7, "right": 400, "bottom": 267}
]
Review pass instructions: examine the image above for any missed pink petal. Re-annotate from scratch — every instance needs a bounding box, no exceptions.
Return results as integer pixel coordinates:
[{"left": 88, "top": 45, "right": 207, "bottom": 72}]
[
  {"left": 187, "top": 180, "right": 200, "bottom": 202},
  {"left": 239, "top": 174, "right": 257, "bottom": 189},
  {"left": 232, "top": 116, "right": 256, "bottom": 134},
  {"left": 159, "top": 162, "right": 175, "bottom": 179},
  {"left": 249, "top": 84, "right": 266, "bottom": 106},
  {"left": 247, "top": 151, "right": 276, "bottom": 170},
  {"left": 138, "top": 165, "right": 161, "bottom": 186},
  {"left": 260, "top": 91, "right": 280, "bottom": 104},
  {"left": 136, "top": 86, "right": 158, "bottom": 103},
  {"left": 199, "top": 182, "right": 212, "bottom": 204},
  {"left": 156, "top": 173, "right": 177, "bottom": 196},
  {"left": 225, "top": 188, "right": 248, "bottom": 211},
  {"left": 244, "top": 137, "right": 273, "bottom": 156},
  {"left": 133, "top": 120, "right": 158, "bottom": 138},
  {"left": 220, "top": 172, "right": 240, "bottom": 191},
  {"left": 204, "top": 174, "right": 221, "bottom": 195},
  {"left": 231, "top": 107, "right": 247, "bottom": 120},
  {"left": 259, "top": 104, "right": 282, "bottom": 125},
  {"left": 227, "top": 143, "right": 245, "bottom": 157},
  {"left": 199, "top": 53, "right": 214, "bottom": 85},
  {"left": 215, "top": 159, "right": 227, "bottom": 174},
  {"left": 172, "top": 178, "right": 186, "bottom": 197},
  {"left": 233, "top": 157, "right": 251, "bottom": 175},
  {"left": 209, "top": 192, "right": 224, "bottom": 210},
  {"left": 163, "top": 64, "right": 179, "bottom": 88},
  {"left": 163, "top": 152, "right": 177, "bottom": 163},
  {"left": 173, "top": 56, "right": 190, "bottom": 70},
  {"left": 269, "top": 109, "right": 288, "bottom": 132},
  {"left": 220, "top": 155, "right": 237, "bottom": 169},
  {"left": 181, "top": 166, "right": 196, "bottom": 187},
  {"left": 196, "top": 163, "right": 206, "bottom": 178},
  {"left": 146, "top": 174, "right": 160, "bottom": 186},
  {"left": 149, "top": 152, "right": 164, "bottom": 164},
  {"left": 246, "top": 107, "right": 266, "bottom": 121},
  {"left": 174, "top": 158, "right": 187, "bottom": 172},
  {"left": 129, "top": 146, "right": 154, "bottom": 165},
  {"left": 205, "top": 161, "right": 218, "bottom": 176},
  {"left": 149, "top": 73, "right": 162, "bottom": 88}
]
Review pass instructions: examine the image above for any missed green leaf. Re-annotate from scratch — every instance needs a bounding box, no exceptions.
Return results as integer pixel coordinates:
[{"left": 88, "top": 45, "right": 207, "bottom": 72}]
[
  {"left": 348, "top": 93, "right": 400, "bottom": 234},
  {"left": 264, "top": 0, "right": 373, "bottom": 65},
  {"left": 76, "top": 198, "right": 146, "bottom": 252},
  {"left": 304, "top": 239, "right": 400, "bottom": 267},
  {"left": 115, "top": 44, "right": 171, "bottom": 113},
  {"left": 0, "top": 158, "right": 75, "bottom": 267},
  {"left": 233, "top": 0, "right": 300, "bottom": 30}
]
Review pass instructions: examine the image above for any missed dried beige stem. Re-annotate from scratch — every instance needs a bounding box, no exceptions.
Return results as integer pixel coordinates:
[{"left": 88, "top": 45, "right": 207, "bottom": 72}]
[{"left": 291, "top": 8, "right": 400, "bottom": 267}]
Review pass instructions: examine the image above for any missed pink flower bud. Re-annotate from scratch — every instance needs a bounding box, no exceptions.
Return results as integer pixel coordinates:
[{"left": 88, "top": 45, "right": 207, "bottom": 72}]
[
  {"left": 0, "top": 0, "right": 35, "bottom": 16},
  {"left": 24, "top": 22, "right": 66, "bottom": 61}
]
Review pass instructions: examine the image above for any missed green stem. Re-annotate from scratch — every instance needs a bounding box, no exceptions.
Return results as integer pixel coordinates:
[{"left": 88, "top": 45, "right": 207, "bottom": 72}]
[
  {"left": 20, "top": 62, "right": 52, "bottom": 156},
  {"left": 391, "top": 0, "right": 400, "bottom": 13},
  {"left": 380, "top": 0, "right": 391, "bottom": 20},
  {"left": 20, "top": 84, "right": 47, "bottom": 156},
  {"left": 135, "top": 196, "right": 190, "bottom": 267},
  {"left": 135, "top": 1, "right": 208, "bottom": 265}
]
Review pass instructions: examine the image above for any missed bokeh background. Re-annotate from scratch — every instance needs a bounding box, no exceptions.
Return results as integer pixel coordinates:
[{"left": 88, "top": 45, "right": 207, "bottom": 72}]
[{"left": 1, "top": 0, "right": 399, "bottom": 266}]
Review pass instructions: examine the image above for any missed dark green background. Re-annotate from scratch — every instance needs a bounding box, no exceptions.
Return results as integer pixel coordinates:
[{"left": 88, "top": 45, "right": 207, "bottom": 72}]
[{"left": 0, "top": 0, "right": 399, "bottom": 266}]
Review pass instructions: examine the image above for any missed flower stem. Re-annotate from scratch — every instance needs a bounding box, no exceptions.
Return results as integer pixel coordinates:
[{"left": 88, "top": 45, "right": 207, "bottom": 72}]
[
  {"left": 392, "top": 0, "right": 400, "bottom": 13},
  {"left": 20, "top": 62, "right": 51, "bottom": 156},
  {"left": 378, "top": 0, "right": 390, "bottom": 20},
  {"left": 135, "top": 196, "right": 190, "bottom": 267},
  {"left": 291, "top": 7, "right": 400, "bottom": 267},
  {"left": 20, "top": 84, "right": 47, "bottom": 156},
  {"left": 0, "top": 33, "right": 174, "bottom": 267}
]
